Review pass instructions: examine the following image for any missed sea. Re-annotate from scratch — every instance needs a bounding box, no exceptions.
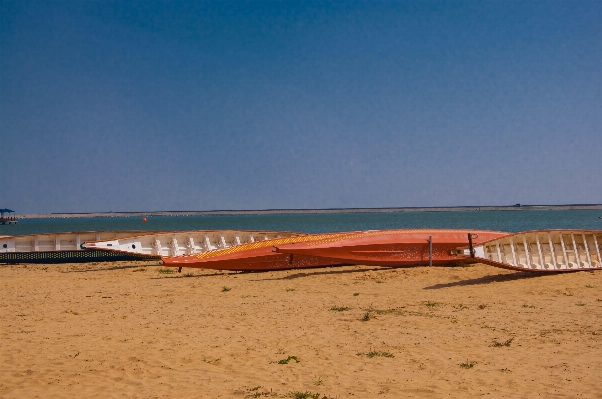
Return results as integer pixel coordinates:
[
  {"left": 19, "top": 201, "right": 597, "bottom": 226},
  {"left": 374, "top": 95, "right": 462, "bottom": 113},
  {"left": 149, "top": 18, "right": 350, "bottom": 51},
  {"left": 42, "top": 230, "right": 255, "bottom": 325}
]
[{"left": 1, "top": 210, "right": 601, "bottom": 236}]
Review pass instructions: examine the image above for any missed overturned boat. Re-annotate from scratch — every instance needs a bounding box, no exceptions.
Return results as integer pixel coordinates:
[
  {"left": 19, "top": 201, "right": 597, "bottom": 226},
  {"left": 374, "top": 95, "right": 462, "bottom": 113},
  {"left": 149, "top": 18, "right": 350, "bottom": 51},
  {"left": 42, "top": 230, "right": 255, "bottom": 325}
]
[
  {"left": 459, "top": 230, "right": 602, "bottom": 272},
  {"left": 275, "top": 229, "right": 602, "bottom": 272},
  {"left": 82, "top": 230, "right": 304, "bottom": 258},
  {"left": 273, "top": 229, "right": 510, "bottom": 267},
  {"left": 163, "top": 229, "right": 508, "bottom": 271},
  {"left": 0, "top": 231, "right": 160, "bottom": 264},
  {"left": 161, "top": 231, "right": 358, "bottom": 271}
]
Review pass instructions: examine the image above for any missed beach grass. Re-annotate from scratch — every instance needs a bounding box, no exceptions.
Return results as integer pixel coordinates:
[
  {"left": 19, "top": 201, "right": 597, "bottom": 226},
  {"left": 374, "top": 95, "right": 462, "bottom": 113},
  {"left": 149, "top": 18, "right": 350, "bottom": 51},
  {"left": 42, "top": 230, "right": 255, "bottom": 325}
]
[
  {"left": 460, "top": 360, "right": 477, "bottom": 369},
  {"left": 357, "top": 350, "right": 394, "bottom": 358},
  {"left": 286, "top": 391, "right": 321, "bottom": 399},
  {"left": 278, "top": 356, "right": 300, "bottom": 364},
  {"left": 158, "top": 268, "right": 176, "bottom": 274},
  {"left": 491, "top": 338, "right": 514, "bottom": 347}
]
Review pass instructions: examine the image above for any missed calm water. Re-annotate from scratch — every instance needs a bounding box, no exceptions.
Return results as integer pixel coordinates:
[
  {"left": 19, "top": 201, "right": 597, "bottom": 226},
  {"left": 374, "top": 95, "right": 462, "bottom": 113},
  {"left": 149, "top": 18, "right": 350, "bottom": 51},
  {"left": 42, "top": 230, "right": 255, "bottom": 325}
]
[{"left": 1, "top": 210, "right": 601, "bottom": 236}]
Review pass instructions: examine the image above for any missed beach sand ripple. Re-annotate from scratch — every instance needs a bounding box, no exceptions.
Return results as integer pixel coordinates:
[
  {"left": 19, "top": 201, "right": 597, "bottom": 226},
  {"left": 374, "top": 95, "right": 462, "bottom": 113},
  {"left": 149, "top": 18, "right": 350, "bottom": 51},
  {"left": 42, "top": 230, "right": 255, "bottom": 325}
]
[{"left": 1, "top": 261, "right": 601, "bottom": 398}]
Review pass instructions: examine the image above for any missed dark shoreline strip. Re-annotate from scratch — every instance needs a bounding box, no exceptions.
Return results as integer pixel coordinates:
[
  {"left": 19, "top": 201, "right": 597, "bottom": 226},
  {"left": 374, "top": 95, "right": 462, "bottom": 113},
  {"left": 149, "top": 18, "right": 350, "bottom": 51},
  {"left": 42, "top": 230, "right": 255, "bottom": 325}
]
[{"left": 18, "top": 204, "right": 602, "bottom": 219}]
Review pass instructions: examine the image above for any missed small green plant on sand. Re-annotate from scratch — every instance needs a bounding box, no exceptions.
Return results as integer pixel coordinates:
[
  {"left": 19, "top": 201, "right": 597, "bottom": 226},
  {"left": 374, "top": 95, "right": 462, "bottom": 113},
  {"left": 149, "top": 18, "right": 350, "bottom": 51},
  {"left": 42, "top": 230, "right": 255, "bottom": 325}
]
[
  {"left": 158, "top": 268, "right": 176, "bottom": 274},
  {"left": 287, "top": 391, "right": 320, "bottom": 399},
  {"left": 286, "top": 288, "right": 296, "bottom": 292},
  {"left": 278, "top": 356, "right": 300, "bottom": 364},
  {"left": 522, "top": 304, "right": 535, "bottom": 308},
  {"left": 357, "top": 349, "right": 394, "bottom": 358},
  {"left": 312, "top": 376, "right": 324, "bottom": 386},
  {"left": 247, "top": 386, "right": 273, "bottom": 398},
  {"left": 353, "top": 293, "right": 360, "bottom": 296},
  {"left": 491, "top": 338, "right": 514, "bottom": 347},
  {"left": 361, "top": 304, "right": 375, "bottom": 321},
  {"left": 222, "top": 286, "right": 232, "bottom": 292},
  {"left": 460, "top": 360, "right": 477, "bottom": 369},
  {"left": 425, "top": 301, "right": 439, "bottom": 308},
  {"left": 330, "top": 306, "right": 350, "bottom": 312},
  {"left": 576, "top": 303, "right": 586, "bottom": 306}
]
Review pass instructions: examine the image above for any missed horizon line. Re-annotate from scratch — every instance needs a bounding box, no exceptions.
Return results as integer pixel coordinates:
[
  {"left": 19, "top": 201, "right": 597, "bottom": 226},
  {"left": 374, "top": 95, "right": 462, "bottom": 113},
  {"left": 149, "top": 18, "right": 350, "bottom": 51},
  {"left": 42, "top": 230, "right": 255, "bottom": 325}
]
[{"left": 26, "top": 203, "right": 602, "bottom": 216}]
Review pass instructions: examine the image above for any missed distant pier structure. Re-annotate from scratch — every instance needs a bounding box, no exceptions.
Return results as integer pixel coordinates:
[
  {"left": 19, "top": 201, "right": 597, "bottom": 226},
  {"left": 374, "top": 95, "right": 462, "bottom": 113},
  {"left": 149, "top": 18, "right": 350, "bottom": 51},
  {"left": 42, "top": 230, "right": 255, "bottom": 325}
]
[{"left": 0, "top": 209, "right": 18, "bottom": 225}]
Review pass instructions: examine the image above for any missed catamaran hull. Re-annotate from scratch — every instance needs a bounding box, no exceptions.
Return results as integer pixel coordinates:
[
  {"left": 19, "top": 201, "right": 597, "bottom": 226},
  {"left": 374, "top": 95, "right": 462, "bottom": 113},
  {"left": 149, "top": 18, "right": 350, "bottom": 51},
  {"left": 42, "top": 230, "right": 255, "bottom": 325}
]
[
  {"left": 161, "top": 232, "right": 358, "bottom": 271},
  {"left": 0, "top": 231, "right": 161, "bottom": 264},
  {"left": 82, "top": 230, "right": 303, "bottom": 258},
  {"left": 0, "top": 249, "right": 155, "bottom": 264},
  {"left": 162, "top": 250, "right": 346, "bottom": 271},
  {"left": 273, "top": 229, "right": 510, "bottom": 267},
  {"left": 460, "top": 230, "right": 602, "bottom": 272}
]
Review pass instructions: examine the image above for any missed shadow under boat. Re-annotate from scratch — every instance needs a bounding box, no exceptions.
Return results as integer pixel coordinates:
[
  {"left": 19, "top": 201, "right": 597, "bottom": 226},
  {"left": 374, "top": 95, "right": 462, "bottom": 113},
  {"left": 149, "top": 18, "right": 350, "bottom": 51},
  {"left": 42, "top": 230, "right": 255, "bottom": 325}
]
[{"left": 423, "top": 270, "right": 560, "bottom": 290}]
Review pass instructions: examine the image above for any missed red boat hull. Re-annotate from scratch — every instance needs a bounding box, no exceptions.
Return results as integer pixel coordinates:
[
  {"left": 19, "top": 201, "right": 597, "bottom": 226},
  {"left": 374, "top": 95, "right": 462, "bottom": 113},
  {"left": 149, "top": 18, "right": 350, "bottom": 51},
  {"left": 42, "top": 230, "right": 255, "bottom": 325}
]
[
  {"left": 162, "top": 229, "right": 510, "bottom": 271},
  {"left": 273, "top": 229, "right": 510, "bottom": 267},
  {"left": 161, "top": 232, "right": 352, "bottom": 271}
]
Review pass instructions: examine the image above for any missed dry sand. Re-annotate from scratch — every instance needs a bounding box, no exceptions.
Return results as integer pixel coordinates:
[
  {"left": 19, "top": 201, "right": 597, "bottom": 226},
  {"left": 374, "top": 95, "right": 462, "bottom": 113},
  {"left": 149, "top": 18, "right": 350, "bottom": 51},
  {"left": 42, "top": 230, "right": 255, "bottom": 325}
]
[{"left": 1, "top": 261, "right": 601, "bottom": 398}]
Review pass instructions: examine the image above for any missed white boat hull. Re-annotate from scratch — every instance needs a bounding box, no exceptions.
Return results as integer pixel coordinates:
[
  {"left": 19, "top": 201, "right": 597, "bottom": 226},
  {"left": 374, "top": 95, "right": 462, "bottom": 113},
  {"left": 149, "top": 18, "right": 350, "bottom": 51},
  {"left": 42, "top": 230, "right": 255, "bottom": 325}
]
[
  {"left": 0, "top": 231, "right": 163, "bottom": 263},
  {"left": 82, "top": 230, "right": 303, "bottom": 257},
  {"left": 0, "top": 231, "right": 160, "bottom": 253},
  {"left": 466, "top": 230, "right": 602, "bottom": 271}
]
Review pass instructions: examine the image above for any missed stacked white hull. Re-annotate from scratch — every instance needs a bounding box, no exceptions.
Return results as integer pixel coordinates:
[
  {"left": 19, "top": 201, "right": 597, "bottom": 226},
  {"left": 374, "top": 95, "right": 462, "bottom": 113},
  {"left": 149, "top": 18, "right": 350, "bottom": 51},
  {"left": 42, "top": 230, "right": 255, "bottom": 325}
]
[
  {"left": 82, "top": 230, "right": 303, "bottom": 257},
  {"left": 469, "top": 230, "right": 602, "bottom": 271},
  {"left": 0, "top": 231, "right": 161, "bottom": 263}
]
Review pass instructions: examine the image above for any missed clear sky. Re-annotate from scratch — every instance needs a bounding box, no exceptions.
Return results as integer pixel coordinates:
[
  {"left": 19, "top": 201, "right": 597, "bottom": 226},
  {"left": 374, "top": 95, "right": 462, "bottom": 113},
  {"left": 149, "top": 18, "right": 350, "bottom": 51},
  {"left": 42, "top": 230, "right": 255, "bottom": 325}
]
[{"left": 1, "top": 1, "right": 601, "bottom": 213}]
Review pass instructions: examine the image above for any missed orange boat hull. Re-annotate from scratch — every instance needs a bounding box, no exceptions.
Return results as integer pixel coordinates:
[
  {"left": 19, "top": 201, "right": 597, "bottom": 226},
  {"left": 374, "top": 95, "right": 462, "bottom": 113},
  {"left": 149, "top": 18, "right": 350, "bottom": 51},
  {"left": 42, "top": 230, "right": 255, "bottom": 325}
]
[
  {"left": 273, "top": 229, "right": 510, "bottom": 267},
  {"left": 161, "top": 232, "right": 353, "bottom": 271}
]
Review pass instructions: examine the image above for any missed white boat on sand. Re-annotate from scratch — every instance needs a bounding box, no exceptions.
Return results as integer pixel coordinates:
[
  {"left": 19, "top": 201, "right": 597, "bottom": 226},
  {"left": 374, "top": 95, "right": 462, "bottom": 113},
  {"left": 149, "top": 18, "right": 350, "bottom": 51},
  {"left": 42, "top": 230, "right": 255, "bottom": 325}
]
[
  {"left": 0, "top": 231, "right": 161, "bottom": 264},
  {"left": 462, "top": 230, "right": 602, "bottom": 272},
  {"left": 82, "top": 230, "right": 304, "bottom": 258}
]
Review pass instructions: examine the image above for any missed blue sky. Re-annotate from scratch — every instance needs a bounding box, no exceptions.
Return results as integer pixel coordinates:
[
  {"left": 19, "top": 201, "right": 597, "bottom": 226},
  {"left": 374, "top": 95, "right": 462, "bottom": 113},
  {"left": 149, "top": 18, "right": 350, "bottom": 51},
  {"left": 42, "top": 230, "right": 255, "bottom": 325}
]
[{"left": 1, "top": 1, "right": 601, "bottom": 213}]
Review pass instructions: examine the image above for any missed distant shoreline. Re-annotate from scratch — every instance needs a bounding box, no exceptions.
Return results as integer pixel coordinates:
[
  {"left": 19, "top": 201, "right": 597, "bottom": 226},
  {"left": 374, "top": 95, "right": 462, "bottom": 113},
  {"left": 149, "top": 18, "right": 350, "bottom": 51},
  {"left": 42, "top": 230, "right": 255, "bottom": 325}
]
[{"left": 17, "top": 204, "right": 602, "bottom": 219}]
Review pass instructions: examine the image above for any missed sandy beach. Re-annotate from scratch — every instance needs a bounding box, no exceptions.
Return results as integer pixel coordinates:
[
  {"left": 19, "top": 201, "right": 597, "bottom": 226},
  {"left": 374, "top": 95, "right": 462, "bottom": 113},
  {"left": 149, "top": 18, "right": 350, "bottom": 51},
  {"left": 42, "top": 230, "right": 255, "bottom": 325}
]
[{"left": 1, "top": 261, "right": 601, "bottom": 398}]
